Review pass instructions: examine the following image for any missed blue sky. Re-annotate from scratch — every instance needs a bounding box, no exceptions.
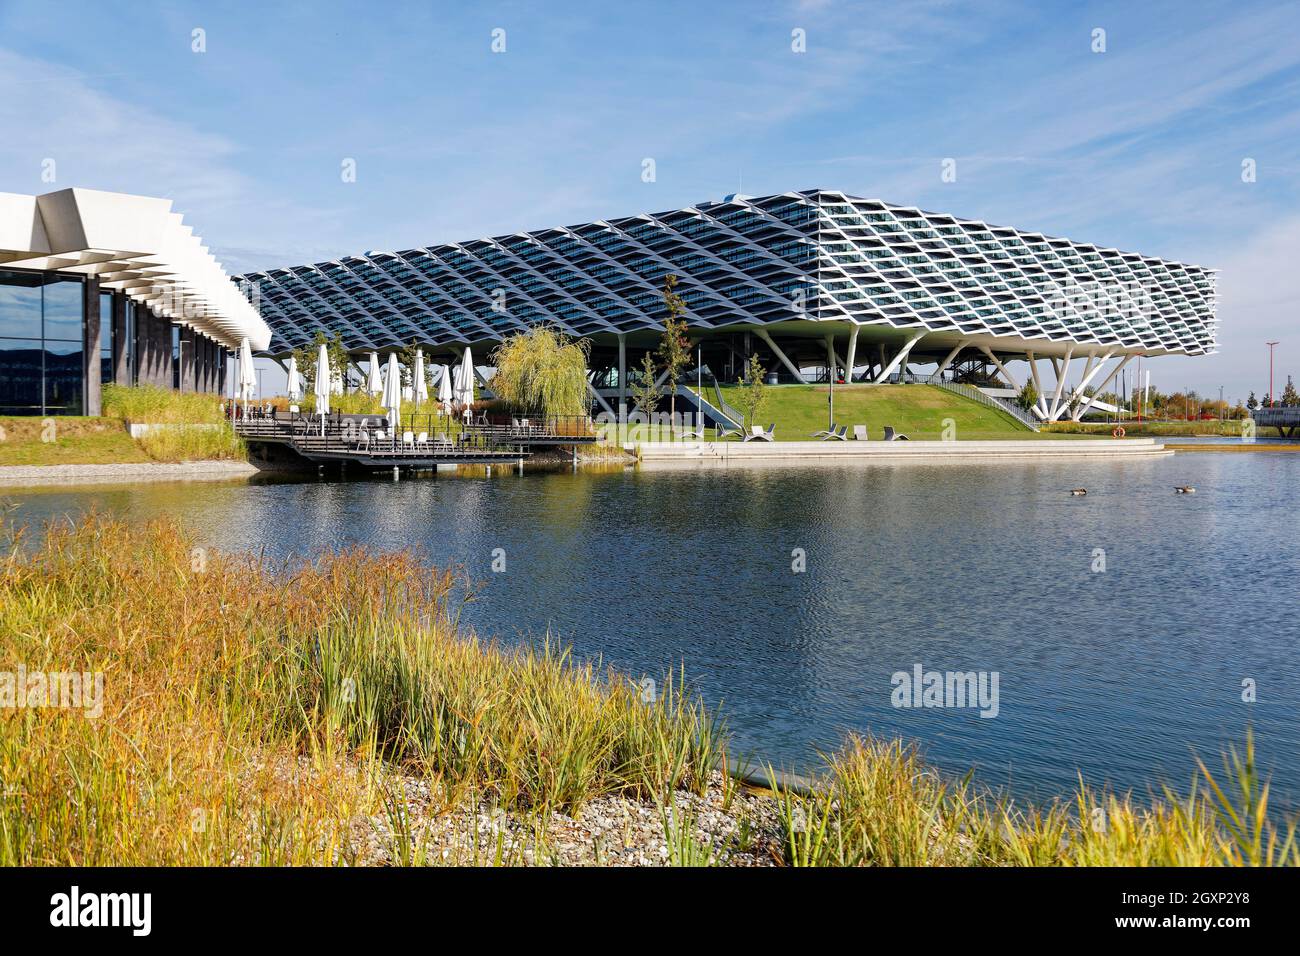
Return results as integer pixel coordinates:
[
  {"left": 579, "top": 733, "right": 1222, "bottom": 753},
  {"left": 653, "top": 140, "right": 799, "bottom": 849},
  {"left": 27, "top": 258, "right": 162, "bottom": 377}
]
[{"left": 2, "top": 0, "right": 1297, "bottom": 400}]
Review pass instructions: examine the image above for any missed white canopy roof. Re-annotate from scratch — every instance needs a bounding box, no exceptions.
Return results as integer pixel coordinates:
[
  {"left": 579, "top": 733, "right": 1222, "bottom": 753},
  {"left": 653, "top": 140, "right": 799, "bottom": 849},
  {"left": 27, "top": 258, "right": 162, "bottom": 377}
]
[{"left": 0, "top": 187, "right": 271, "bottom": 350}]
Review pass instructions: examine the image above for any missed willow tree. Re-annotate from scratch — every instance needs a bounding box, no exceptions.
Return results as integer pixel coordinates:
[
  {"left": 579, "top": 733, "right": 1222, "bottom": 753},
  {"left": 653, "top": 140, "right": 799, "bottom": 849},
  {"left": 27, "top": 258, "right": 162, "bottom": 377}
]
[{"left": 491, "top": 325, "right": 591, "bottom": 418}]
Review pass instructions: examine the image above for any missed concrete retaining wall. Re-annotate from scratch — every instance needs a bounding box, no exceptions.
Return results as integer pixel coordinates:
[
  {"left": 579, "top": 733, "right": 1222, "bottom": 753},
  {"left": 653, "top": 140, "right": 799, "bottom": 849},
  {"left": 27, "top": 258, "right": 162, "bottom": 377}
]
[{"left": 633, "top": 438, "right": 1172, "bottom": 462}]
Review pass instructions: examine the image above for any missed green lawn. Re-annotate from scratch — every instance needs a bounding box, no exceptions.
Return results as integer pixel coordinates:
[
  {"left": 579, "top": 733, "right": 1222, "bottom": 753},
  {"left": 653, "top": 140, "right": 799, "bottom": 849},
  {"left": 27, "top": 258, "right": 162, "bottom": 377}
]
[
  {"left": 0, "top": 417, "right": 151, "bottom": 466},
  {"left": 700, "top": 383, "right": 1055, "bottom": 441}
]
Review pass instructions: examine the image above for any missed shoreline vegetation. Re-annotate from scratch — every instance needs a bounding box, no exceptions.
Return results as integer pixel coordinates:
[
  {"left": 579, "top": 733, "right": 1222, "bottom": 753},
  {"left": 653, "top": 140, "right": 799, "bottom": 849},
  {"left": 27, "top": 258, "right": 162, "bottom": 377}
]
[
  {"left": 1, "top": 514, "right": 1294, "bottom": 866},
  {"left": 0, "top": 386, "right": 245, "bottom": 467}
]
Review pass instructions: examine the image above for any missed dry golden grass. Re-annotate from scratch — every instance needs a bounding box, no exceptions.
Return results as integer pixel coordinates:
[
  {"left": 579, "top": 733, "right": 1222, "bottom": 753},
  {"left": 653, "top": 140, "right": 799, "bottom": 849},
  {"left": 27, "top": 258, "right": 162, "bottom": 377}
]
[{"left": 0, "top": 514, "right": 720, "bottom": 865}]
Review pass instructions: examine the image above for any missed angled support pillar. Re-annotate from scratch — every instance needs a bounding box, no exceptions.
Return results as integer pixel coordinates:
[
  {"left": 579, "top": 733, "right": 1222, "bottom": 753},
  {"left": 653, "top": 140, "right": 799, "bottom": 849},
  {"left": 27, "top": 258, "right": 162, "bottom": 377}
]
[
  {"left": 977, "top": 345, "right": 1023, "bottom": 393},
  {"left": 1047, "top": 347, "right": 1075, "bottom": 420},
  {"left": 844, "top": 323, "right": 860, "bottom": 382},
  {"left": 1025, "top": 352, "right": 1049, "bottom": 419},
  {"left": 1054, "top": 351, "right": 1113, "bottom": 423},
  {"left": 929, "top": 339, "right": 969, "bottom": 383},
  {"left": 754, "top": 328, "right": 807, "bottom": 383},
  {"left": 874, "top": 331, "right": 924, "bottom": 383},
  {"left": 586, "top": 378, "right": 616, "bottom": 417},
  {"left": 1071, "top": 353, "right": 1132, "bottom": 421}
]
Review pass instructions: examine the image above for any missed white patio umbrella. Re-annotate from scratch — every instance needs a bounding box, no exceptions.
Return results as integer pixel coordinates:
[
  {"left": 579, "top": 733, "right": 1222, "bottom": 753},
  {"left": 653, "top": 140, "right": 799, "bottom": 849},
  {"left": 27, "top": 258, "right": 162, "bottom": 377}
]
[
  {"left": 285, "top": 355, "right": 302, "bottom": 402},
  {"left": 238, "top": 337, "right": 257, "bottom": 413},
  {"left": 382, "top": 352, "right": 403, "bottom": 435},
  {"left": 413, "top": 349, "right": 428, "bottom": 408},
  {"left": 366, "top": 351, "right": 383, "bottom": 396},
  {"left": 313, "top": 344, "right": 331, "bottom": 435},
  {"left": 436, "top": 363, "right": 453, "bottom": 414},
  {"left": 455, "top": 347, "right": 475, "bottom": 411}
]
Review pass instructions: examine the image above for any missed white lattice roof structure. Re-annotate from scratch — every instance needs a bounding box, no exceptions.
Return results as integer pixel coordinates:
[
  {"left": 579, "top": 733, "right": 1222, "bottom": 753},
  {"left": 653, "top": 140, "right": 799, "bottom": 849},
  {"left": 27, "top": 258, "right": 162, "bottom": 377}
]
[{"left": 240, "top": 189, "right": 1215, "bottom": 421}]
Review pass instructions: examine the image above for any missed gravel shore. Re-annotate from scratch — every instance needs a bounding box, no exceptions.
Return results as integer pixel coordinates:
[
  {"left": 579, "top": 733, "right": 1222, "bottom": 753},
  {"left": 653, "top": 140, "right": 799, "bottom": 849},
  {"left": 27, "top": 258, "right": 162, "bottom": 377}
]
[{"left": 347, "top": 770, "right": 786, "bottom": 866}]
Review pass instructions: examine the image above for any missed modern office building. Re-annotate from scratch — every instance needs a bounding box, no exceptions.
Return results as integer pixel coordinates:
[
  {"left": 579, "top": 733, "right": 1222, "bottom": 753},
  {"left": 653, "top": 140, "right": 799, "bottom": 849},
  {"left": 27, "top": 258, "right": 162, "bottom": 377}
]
[
  {"left": 0, "top": 188, "right": 270, "bottom": 416},
  {"left": 241, "top": 188, "right": 1216, "bottom": 422}
]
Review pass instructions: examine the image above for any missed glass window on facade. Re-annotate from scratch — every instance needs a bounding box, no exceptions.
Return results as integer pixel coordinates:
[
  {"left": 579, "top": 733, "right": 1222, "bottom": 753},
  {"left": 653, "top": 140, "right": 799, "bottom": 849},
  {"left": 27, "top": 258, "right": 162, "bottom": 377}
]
[
  {"left": 100, "top": 291, "right": 114, "bottom": 389},
  {"left": 0, "top": 269, "right": 85, "bottom": 415}
]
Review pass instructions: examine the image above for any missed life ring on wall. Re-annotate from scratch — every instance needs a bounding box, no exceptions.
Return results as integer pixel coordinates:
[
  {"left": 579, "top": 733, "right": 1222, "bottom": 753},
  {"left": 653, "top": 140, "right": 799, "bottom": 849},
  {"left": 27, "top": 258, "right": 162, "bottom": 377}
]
[{"left": 1112, "top": 425, "right": 1126, "bottom": 438}]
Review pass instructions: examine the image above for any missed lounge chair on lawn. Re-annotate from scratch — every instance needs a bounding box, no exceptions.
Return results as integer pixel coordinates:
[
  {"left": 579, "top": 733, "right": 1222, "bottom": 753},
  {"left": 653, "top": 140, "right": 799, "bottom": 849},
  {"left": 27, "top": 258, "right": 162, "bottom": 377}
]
[
  {"left": 716, "top": 424, "right": 744, "bottom": 440},
  {"left": 852, "top": 424, "right": 869, "bottom": 441},
  {"left": 883, "top": 425, "right": 910, "bottom": 441},
  {"left": 813, "top": 424, "right": 848, "bottom": 440},
  {"left": 744, "top": 423, "right": 776, "bottom": 442}
]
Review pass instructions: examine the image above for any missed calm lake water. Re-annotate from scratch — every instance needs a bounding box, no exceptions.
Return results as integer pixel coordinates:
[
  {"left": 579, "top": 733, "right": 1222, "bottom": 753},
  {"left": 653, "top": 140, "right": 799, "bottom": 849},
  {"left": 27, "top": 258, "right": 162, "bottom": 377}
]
[{"left": 5, "top": 449, "right": 1298, "bottom": 811}]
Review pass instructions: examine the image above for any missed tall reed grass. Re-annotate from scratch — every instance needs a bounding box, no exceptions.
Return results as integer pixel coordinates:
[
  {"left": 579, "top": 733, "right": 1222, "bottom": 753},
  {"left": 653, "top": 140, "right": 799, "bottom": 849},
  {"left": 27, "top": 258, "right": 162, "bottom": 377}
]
[
  {"left": 0, "top": 515, "right": 720, "bottom": 865},
  {"left": 774, "top": 735, "right": 1297, "bottom": 867},
  {"left": 103, "top": 383, "right": 226, "bottom": 424}
]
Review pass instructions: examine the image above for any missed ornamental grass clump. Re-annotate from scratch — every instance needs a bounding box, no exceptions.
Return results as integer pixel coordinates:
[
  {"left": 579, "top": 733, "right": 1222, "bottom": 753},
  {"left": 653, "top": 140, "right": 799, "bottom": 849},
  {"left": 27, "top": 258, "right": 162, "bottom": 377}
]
[{"left": 0, "top": 514, "right": 722, "bottom": 865}]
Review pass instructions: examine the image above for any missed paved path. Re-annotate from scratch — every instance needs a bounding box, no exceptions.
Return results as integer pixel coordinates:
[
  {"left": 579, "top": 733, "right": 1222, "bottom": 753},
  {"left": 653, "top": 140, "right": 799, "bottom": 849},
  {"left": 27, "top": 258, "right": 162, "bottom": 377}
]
[{"left": 0, "top": 460, "right": 262, "bottom": 487}]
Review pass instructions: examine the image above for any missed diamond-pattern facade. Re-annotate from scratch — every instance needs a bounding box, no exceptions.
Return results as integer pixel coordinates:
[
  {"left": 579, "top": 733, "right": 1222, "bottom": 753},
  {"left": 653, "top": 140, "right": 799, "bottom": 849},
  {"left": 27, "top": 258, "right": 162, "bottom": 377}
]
[{"left": 240, "top": 189, "right": 1216, "bottom": 361}]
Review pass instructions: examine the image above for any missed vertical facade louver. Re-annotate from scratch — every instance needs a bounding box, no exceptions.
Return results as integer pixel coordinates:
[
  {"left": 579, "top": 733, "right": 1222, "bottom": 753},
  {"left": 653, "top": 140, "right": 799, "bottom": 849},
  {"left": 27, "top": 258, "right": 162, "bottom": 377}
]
[{"left": 241, "top": 189, "right": 1216, "bottom": 371}]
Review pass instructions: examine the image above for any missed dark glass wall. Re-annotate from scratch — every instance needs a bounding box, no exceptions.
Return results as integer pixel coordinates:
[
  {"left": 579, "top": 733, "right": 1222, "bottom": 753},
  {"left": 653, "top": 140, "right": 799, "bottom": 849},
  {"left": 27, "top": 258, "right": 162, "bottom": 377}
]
[
  {"left": 0, "top": 270, "right": 85, "bottom": 415},
  {"left": 100, "top": 291, "right": 113, "bottom": 388}
]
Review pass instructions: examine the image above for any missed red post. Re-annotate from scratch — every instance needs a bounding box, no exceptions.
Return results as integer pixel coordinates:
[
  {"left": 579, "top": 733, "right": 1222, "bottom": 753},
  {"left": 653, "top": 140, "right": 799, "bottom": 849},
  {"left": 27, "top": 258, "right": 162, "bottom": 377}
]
[{"left": 1266, "top": 341, "right": 1280, "bottom": 406}]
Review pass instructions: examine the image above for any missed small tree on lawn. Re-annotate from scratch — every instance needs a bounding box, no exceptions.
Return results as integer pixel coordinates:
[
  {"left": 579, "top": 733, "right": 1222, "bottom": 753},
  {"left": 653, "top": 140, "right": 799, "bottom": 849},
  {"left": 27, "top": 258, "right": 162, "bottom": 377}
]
[
  {"left": 658, "top": 274, "right": 691, "bottom": 426},
  {"left": 1016, "top": 381, "right": 1039, "bottom": 413},
  {"left": 400, "top": 340, "right": 424, "bottom": 391},
  {"left": 1282, "top": 376, "right": 1299, "bottom": 407},
  {"left": 629, "top": 351, "right": 662, "bottom": 426},
  {"left": 293, "top": 331, "right": 349, "bottom": 397},
  {"left": 739, "top": 353, "right": 768, "bottom": 431}
]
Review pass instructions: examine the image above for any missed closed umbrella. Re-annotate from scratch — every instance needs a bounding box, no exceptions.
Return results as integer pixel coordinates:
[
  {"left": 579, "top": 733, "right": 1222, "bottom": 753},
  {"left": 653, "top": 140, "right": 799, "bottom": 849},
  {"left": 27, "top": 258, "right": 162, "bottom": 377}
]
[
  {"left": 414, "top": 349, "right": 428, "bottom": 408},
  {"left": 456, "top": 347, "right": 475, "bottom": 411},
  {"left": 366, "top": 351, "right": 382, "bottom": 396},
  {"left": 313, "top": 344, "right": 330, "bottom": 435},
  {"left": 286, "top": 355, "right": 301, "bottom": 402},
  {"left": 238, "top": 337, "right": 257, "bottom": 414},
  {"left": 437, "top": 363, "right": 453, "bottom": 414},
  {"left": 382, "top": 352, "right": 402, "bottom": 437}
]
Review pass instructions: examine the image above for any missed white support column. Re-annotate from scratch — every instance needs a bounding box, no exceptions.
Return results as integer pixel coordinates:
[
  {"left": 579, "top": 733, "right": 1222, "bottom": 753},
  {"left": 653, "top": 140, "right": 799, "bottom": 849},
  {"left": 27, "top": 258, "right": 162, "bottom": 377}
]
[
  {"left": 873, "top": 331, "right": 925, "bottom": 383},
  {"left": 929, "top": 339, "right": 968, "bottom": 383},
  {"left": 617, "top": 333, "right": 627, "bottom": 425},
  {"left": 977, "top": 345, "right": 1023, "bottom": 392},
  {"left": 1047, "top": 346, "right": 1075, "bottom": 420},
  {"left": 754, "top": 328, "right": 807, "bottom": 383},
  {"left": 845, "top": 324, "right": 860, "bottom": 382},
  {"left": 1070, "top": 353, "right": 1133, "bottom": 421},
  {"left": 1025, "top": 352, "right": 1049, "bottom": 419},
  {"left": 1053, "top": 351, "right": 1114, "bottom": 423}
]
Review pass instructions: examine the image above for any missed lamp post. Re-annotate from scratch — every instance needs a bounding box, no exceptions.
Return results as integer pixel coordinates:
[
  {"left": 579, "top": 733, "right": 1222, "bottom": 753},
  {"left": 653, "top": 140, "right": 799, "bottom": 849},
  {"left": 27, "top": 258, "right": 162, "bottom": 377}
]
[
  {"left": 1266, "top": 341, "right": 1280, "bottom": 406},
  {"left": 828, "top": 358, "right": 834, "bottom": 431}
]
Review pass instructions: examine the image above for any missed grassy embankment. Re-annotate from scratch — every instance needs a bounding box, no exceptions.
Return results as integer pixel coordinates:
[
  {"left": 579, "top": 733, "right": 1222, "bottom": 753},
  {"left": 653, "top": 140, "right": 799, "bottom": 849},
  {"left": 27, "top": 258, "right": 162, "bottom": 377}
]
[
  {"left": 0, "top": 385, "right": 243, "bottom": 466},
  {"left": 1, "top": 514, "right": 1294, "bottom": 866},
  {"left": 698, "top": 383, "right": 1053, "bottom": 441}
]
